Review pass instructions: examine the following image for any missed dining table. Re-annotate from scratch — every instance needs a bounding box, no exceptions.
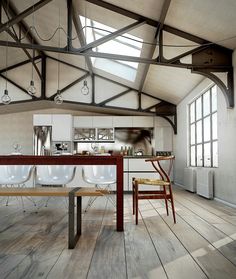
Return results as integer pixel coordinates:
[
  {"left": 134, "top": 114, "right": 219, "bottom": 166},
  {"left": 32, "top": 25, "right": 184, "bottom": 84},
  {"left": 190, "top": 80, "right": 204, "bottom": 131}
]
[{"left": 0, "top": 155, "right": 124, "bottom": 232}]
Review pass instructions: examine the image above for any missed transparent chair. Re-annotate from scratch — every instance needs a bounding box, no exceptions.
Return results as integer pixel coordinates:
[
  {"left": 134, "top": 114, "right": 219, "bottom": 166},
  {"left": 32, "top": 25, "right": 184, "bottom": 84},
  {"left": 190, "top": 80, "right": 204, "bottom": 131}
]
[
  {"left": 35, "top": 165, "right": 76, "bottom": 207},
  {"left": 0, "top": 165, "right": 35, "bottom": 210},
  {"left": 82, "top": 164, "right": 116, "bottom": 211}
]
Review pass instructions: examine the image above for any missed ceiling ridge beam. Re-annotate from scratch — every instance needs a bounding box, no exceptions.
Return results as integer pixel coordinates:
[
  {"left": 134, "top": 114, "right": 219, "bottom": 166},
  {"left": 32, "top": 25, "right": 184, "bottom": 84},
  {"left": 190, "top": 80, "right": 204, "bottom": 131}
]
[
  {"left": 0, "top": 0, "right": 53, "bottom": 33},
  {"left": 79, "top": 20, "right": 145, "bottom": 53}
]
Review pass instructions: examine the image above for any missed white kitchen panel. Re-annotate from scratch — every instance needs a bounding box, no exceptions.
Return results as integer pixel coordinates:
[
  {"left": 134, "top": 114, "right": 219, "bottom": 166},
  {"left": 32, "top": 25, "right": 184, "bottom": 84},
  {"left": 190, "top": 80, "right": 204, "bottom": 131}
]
[
  {"left": 123, "top": 158, "right": 129, "bottom": 171},
  {"left": 52, "top": 114, "right": 72, "bottom": 141},
  {"left": 73, "top": 116, "right": 93, "bottom": 128},
  {"left": 132, "top": 116, "right": 154, "bottom": 127},
  {"left": 33, "top": 114, "right": 52, "bottom": 126},
  {"left": 92, "top": 116, "right": 113, "bottom": 127},
  {"left": 113, "top": 116, "right": 133, "bottom": 127},
  {"left": 129, "top": 158, "right": 155, "bottom": 172}
]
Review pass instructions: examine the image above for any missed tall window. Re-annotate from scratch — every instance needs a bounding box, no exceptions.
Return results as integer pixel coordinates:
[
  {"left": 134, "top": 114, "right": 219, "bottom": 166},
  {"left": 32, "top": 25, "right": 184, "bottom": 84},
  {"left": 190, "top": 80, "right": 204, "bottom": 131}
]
[{"left": 189, "top": 85, "right": 218, "bottom": 167}]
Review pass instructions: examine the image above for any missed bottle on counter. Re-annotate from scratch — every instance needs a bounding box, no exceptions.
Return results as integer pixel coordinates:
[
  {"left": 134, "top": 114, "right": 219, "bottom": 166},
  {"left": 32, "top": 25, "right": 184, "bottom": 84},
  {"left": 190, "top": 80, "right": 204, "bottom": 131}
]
[{"left": 120, "top": 146, "right": 124, "bottom": 155}]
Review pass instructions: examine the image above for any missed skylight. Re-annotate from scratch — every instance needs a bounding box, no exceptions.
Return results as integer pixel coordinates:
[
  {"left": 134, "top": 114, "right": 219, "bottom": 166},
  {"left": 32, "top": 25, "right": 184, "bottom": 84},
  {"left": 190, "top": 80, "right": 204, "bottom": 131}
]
[{"left": 80, "top": 16, "right": 143, "bottom": 82}]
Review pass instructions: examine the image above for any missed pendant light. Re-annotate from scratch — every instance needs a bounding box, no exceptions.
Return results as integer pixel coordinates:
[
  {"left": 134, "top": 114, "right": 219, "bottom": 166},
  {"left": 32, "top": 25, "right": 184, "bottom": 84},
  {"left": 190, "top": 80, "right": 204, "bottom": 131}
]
[
  {"left": 81, "top": 2, "right": 89, "bottom": 95},
  {"left": 27, "top": 0, "right": 37, "bottom": 96},
  {"left": 54, "top": 4, "right": 63, "bottom": 105},
  {"left": 1, "top": 0, "right": 11, "bottom": 105}
]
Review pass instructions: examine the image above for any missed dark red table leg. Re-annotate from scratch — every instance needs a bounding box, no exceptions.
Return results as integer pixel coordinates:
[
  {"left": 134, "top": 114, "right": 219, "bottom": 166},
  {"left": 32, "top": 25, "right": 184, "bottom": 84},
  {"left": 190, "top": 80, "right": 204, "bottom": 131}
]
[{"left": 116, "top": 156, "right": 123, "bottom": 231}]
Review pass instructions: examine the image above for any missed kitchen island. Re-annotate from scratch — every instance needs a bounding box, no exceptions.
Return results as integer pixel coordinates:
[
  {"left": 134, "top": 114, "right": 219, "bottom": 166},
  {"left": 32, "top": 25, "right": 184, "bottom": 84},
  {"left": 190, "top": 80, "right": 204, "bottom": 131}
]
[{"left": 0, "top": 155, "right": 124, "bottom": 232}]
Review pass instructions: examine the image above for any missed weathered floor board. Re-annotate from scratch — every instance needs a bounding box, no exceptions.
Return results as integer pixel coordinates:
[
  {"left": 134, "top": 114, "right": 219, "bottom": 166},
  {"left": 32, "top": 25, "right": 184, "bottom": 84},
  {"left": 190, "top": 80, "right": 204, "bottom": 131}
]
[{"left": 1, "top": 187, "right": 236, "bottom": 279}]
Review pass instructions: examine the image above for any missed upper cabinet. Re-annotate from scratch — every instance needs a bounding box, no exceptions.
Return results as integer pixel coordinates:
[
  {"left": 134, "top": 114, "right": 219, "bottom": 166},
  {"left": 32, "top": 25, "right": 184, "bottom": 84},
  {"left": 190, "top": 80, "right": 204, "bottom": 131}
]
[
  {"left": 113, "top": 116, "right": 133, "bottom": 127},
  {"left": 92, "top": 116, "right": 113, "bottom": 128},
  {"left": 33, "top": 114, "right": 52, "bottom": 126},
  {"left": 74, "top": 116, "right": 113, "bottom": 128},
  {"left": 132, "top": 116, "right": 154, "bottom": 127},
  {"left": 52, "top": 114, "right": 72, "bottom": 141},
  {"left": 73, "top": 116, "right": 93, "bottom": 128},
  {"left": 73, "top": 116, "right": 154, "bottom": 128}
]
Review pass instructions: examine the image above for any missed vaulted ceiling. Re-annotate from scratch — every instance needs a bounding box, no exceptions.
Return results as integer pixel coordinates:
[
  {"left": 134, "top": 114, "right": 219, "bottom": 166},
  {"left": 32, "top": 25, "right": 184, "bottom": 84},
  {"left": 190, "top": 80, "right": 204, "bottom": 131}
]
[{"left": 0, "top": 0, "right": 235, "bottom": 115}]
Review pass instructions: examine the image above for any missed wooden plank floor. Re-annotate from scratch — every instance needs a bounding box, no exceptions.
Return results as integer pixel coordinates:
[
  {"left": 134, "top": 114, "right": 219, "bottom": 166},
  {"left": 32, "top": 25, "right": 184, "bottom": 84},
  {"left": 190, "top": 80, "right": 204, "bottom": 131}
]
[{"left": 0, "top": 186, "right": 236, "bottom": 279}]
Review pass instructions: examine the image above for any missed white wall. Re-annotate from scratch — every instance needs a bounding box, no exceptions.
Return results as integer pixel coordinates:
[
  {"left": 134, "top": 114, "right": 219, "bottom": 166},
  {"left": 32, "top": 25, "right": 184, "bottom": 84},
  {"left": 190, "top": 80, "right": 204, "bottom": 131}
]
[{"left": 174, "top": 50, "right": 236, "bottom": 205}]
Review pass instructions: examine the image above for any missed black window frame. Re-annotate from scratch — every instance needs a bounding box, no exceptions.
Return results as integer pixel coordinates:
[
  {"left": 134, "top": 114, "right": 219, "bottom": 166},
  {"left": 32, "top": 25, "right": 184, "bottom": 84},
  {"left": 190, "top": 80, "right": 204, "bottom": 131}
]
[{"left": 189, "top": 85, "right": 218, "bottom": 168}]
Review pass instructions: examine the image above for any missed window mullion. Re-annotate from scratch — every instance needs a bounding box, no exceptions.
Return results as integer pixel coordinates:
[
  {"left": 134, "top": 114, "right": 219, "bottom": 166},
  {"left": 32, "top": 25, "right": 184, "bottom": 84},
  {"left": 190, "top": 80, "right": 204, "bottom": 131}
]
[{"left": 210, "top": 88, "right": 213, "bottom": 167}]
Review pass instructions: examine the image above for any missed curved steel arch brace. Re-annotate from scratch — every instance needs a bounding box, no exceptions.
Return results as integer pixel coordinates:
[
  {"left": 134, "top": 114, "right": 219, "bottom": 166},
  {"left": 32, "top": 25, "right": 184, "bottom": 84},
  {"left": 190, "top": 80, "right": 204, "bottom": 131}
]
[{"left": 191, "top": 68, "right": 234, "bottom": 108}]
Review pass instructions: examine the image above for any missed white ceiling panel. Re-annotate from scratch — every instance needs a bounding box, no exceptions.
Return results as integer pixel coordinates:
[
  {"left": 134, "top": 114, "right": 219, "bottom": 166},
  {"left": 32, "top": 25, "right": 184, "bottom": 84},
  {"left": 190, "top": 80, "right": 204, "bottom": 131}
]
[
  {"left": 143, "top": 65, "right": 204, "bottom": 104},
  {"left": 166, "top": 0, "right": 236, "bottom": 49},
  {"left": 94, "top": 0, "right": 165, "bottom": 21}
]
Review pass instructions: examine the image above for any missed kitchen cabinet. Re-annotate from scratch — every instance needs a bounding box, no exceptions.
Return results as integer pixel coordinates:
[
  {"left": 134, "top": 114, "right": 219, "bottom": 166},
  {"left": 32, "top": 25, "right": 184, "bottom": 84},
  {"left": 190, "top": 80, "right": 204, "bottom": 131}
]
[
  {"left": 73, "top": 116, "right": 93, "bottom": 128},
  {"left": 33, "top": 114, "right": 52, "bottom": 126},
  {"left": 129, "top": 158, "right": 155, "bottom": 172},
  {"left": 52, "top": 114, "right": 72, "bottom": 141},
  {"left": 124, "top": 157, "right": 157, "bottom": 191},
  {"left": 73, "top": 116, "right": 154, "bottom": 129},
  {"left": 132, "top": 116, "right": 154, "bottom": 127},
  {"left": 113, "top": 116, "right": 133, "bottom": 127},
  {"left": 92, "top": 116, "right": 113, "bottom": 128}
]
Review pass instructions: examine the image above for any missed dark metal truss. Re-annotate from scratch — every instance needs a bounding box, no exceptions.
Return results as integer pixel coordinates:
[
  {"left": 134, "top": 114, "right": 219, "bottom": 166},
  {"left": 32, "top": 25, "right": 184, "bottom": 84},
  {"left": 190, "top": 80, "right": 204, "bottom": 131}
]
[{"left": 0, "top": 0, "right": 234, "bottom": 134}]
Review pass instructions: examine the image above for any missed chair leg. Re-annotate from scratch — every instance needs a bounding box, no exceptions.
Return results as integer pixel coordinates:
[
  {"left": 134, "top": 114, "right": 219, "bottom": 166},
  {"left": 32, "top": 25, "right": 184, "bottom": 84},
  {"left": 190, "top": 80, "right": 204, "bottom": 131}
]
[
  {"left": 163, "top": 186, "right": 169, "bottom": 216},
  {"left": 169, "top": 184, "right": 176, "bottom": 223},
  {"left": 84, "top": 196, "right": 98, "bottom": 212},
  {"left": 45, "top": 197, "right": 51, "bottom": 207},
  {"left": 20, "top": 196, "right": 26, "bottom": 212},
  {"left": 25, "top": 196, "right": 37, "bottom": 207}
]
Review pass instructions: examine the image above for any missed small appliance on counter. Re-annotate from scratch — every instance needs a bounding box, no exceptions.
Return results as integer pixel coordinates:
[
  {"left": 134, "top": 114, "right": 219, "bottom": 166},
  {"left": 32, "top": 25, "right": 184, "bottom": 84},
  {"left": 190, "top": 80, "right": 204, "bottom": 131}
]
[{"left": 52, "top": 141, "right": 72, "bottom": 155}]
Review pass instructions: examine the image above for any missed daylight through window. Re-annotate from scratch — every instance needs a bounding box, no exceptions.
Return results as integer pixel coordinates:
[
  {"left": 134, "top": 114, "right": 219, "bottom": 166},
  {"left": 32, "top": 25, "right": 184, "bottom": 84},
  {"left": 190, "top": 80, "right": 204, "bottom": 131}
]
[{"left": 189, "top": 85, "right": 218, "bottom": 167}]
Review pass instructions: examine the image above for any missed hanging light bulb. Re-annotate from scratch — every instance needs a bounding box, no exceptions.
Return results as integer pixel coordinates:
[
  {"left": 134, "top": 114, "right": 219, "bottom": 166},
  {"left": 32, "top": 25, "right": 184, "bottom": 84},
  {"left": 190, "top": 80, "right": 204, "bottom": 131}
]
[
  {"left": 28, "top": 0, "right": 37, "bottom": 96},
  {"left": 2, "top": 2, "right": 11, "bottom": 105},
  {"left": 54, "top": 4, "right": 63, "bottom": 105},
  {"left": 54, "top": 89, "right": 63, "bottom": 105},
  {"left": 81, "top": 80, "right": 89, "bottom": 95},
  {"left": 81, "top": 3, "right": 90, "bottom": 95},
  {"left": 27, "top": 80, "right": 37, "bottom": 95},
  {"left": 1, "top": 89, "right": 11, "bottom": 105}
]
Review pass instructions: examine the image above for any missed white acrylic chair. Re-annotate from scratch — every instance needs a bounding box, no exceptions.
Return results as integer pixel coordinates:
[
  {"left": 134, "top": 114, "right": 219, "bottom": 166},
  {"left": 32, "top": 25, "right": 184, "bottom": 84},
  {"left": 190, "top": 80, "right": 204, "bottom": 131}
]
[
  {"left": 82, "top": 163, "right": 116, "bottom": 211},
  {"left": 0, "top": 165, "right": 35, "bottom": 210},
  {"left": 35, "top": 165, "right": 76, "bottom": 207}
]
